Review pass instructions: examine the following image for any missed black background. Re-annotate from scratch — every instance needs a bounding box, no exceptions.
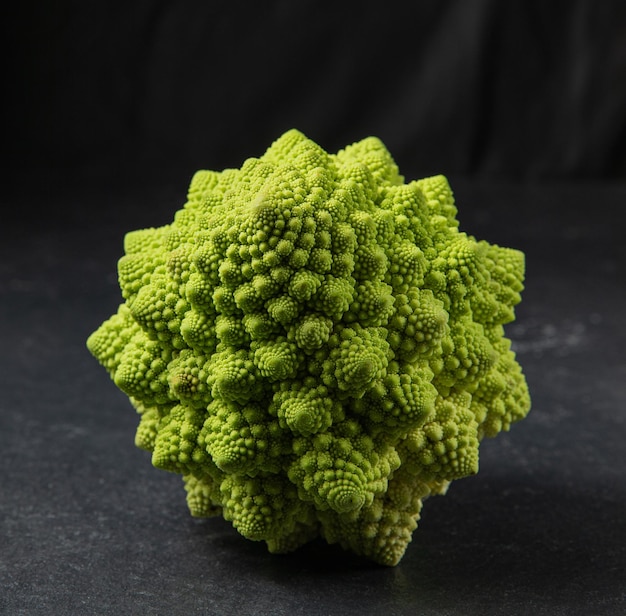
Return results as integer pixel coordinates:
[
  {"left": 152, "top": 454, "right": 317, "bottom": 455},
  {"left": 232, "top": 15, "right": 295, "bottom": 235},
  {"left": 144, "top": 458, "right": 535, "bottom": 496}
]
[
  {"left": 4, "top": 0, "right": 626, "bottom": 191},
  {"left": 2, "top": 2, "right": 626, "bottom": 615}
]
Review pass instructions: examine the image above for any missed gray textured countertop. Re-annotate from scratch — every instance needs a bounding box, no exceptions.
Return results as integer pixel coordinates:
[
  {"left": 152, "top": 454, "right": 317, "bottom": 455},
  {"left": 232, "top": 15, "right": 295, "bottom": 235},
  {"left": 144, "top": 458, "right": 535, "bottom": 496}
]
[{"left": 2, "top": 179, "right": 625, "bottom": 615}]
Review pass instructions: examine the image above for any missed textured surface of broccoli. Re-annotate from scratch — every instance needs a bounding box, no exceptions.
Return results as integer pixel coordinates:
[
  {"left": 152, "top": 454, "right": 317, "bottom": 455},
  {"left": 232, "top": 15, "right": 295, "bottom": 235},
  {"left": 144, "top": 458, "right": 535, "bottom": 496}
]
[{"left": 87, "top": 129, "right": 530, "bottom": 565}]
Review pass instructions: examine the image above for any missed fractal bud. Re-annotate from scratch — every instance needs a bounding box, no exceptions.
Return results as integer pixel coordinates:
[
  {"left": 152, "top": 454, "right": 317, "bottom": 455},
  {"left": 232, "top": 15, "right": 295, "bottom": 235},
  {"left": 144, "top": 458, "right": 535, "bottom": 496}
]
[{"left": 87, "top": 129, "right": 530, "bottom": 565}]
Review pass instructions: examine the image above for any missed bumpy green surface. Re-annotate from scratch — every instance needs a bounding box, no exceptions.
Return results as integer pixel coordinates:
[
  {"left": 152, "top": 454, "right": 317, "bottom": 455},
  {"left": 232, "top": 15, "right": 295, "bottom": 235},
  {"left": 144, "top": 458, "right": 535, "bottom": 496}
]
[{"left": 87, "top": 129, "right": 530, "bottom": 565}]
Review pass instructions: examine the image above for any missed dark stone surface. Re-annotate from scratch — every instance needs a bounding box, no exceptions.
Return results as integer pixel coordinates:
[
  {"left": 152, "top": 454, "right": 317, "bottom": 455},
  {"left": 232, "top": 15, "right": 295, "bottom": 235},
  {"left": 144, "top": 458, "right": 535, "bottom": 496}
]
[{"left": 1, "top": 180, "right": 625, "bottom": 615}]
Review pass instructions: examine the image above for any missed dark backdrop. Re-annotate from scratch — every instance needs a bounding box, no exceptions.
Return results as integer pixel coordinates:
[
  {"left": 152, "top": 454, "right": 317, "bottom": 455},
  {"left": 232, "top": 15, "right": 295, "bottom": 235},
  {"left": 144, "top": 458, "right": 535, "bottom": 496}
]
[{"left": 4, "top": 0, "right": 626, "bottom": 193}]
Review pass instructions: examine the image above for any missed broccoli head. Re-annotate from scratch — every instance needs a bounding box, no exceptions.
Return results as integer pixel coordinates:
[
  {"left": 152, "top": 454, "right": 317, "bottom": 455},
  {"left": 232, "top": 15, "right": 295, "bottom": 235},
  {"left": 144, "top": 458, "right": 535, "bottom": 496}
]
[{"left": 87, "top": 129, "right": 530, "bottom": 565}]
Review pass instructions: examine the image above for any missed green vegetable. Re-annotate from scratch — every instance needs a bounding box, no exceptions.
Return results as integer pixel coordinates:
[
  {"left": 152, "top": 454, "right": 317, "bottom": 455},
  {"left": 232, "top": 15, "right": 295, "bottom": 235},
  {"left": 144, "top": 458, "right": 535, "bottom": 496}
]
[{"left": 87, "top": 129, "right": 530, "bottom": 565}]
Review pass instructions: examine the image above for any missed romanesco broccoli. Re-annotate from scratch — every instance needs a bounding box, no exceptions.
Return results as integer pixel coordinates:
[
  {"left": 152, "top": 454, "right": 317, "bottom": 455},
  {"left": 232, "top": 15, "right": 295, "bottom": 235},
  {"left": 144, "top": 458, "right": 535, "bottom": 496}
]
[{"left": 87, "top": 129, "right": 530, "bottom": 565}]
